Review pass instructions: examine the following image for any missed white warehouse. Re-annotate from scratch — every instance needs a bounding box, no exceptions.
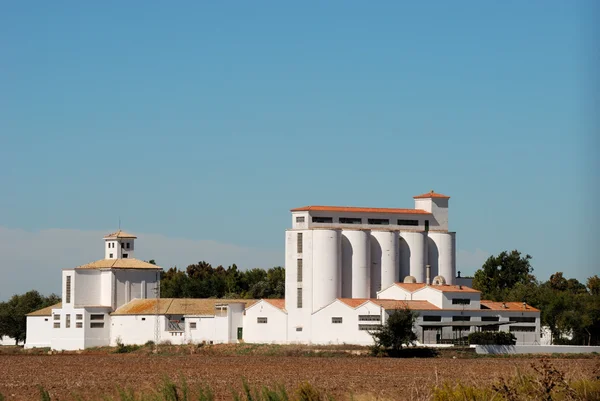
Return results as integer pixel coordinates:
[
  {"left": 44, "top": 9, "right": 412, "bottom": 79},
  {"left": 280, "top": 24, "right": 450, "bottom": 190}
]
[{"left": 24, "top": 191, "right": 541, "bottom": 350}]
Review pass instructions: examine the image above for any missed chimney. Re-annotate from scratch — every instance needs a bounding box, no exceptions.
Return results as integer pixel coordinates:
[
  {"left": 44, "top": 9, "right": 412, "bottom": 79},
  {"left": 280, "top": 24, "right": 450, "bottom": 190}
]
[{"left": 426, "top": 264, "right": 431, "bottom": 285}]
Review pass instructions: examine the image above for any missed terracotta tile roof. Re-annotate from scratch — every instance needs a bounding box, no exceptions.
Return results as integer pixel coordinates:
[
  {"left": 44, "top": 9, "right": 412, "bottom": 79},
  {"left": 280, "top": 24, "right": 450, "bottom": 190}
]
[
  {"left": 111, "top": 298, "right": 258, "bottom": 315},
  {"left": 413, "top": 190, "right": 450, "bottom": 199},
  {"left": 290, "top": 206, "right": 431, "bottom": 215},
  {"left": 338, "top": 298, "right": 439, "bottom": 311},
  {"left": 103, "top": 230, "right": 137, "bottom": 239},
  {"left": 338, "top": 298, "right": 371, "bottom": 308},
  {"left": 373, "top": 299, "right": 439, "bottom": 311},
  {"left": 27, "top": 303, "right": 62, "bottom": 316},
  {"left": 264, "top": 299, "right": 286, "bottom": 311},
  {"left": 75, "top": 258, "right": 161, "bottom": 270},
  {"left": 480, "top": 300, "right": 540, "bottom": 312},
  {"left": 394, "top": 283, "right": 480, "bottom": 293}
]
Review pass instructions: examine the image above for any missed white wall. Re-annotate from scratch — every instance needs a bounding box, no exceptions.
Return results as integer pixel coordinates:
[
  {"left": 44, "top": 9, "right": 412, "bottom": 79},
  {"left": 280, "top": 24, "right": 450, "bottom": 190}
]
[
  {"left": 312, "top": 300, "right": 383, "bottom": 345},
  {"left": 286, "top": 230, "right": 314, "bottom": 343},
  {"left": 440, "top": 292, "right": 480, "bottom": 310},
  {"left": 73, "top": 270, "right": 103, "bottom": 307},
  {"left": 83, "top": 307, "right": 111, "bottom": 348},
  {"left": 113, "top": 270, "right": 158, "bottom": 310},
  {"left": 111, "top": 315, "right": 157, "bottom": 346},
  {"left": 476, "top": 345, "right": 600, "bottom": 354},
  {"left": 411, "top": 287, "right": 444, "bottom": 308},
  {"left": 377, "top": 284, "right": 413, "bottom": 301},
  {"left": 50, "top": 307, "right": 86, "bottom": 351},
  {"left": 24, "top": 317, "right": 52, "bottom": 348},
  {"left": 0, "top": 336, "right": 22, "bottom": 346},
  {"left": 243, "top": 301, "right": 287, "bottom": 344}
]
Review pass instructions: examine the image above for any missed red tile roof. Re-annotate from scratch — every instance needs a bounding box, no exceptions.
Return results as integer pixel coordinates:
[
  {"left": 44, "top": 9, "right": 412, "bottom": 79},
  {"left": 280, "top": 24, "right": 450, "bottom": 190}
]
[
  {"left": 264, "top": 299, "right": 286, "bottom": 311},
  {"left": 290, "top": 206, "right": 431, "bottom": 215},
  {"left": 480, "top": 300, "right": 540, "bottom": 312},
  {"left": 338, "top": 298, "right": 371, "bottom": 308},
  {"left": 413, "top": 190, "right": 450, "bottom": 199},
  {"left": 337, "top": 298, "right": 439, "bottom": 311},
  {"left": 394, "top": 283, "right": 480, "bottom": 293}
]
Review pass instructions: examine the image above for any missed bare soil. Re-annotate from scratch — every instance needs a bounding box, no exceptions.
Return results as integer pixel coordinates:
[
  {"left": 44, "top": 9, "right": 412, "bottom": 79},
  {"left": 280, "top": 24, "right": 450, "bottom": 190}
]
[{"left": 0, "top": 350, "right": 598, "bottom": 400}]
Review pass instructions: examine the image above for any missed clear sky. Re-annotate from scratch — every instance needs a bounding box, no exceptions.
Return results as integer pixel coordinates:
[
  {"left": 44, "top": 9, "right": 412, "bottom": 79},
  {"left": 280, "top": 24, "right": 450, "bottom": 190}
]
[{"left": 0, "top": 1, "right": 597, "bottom": 299}]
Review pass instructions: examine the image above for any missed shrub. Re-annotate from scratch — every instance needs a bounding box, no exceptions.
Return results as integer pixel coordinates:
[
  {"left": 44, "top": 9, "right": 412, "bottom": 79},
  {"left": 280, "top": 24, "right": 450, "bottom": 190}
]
[
  {"left": 115, "top": 338, "right": 141, "bottom": 354},
  {"left": 468, "top": 331, "right": 516, "bottom": 345}
]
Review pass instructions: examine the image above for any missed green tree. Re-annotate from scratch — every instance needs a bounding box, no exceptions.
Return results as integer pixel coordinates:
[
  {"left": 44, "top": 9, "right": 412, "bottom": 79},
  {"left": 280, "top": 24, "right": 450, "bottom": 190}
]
[
  {"left": 0, "top": 291, "right": 59, "bottom": 344},
  {"left": 587, "top": 275, "right": 600, "bottom": 296},
  {"left": 370, "top": 307, "right": 418, "bottom": 355},
  {"left": 472, "top": 250, "right": 535, "bottom": 300}
]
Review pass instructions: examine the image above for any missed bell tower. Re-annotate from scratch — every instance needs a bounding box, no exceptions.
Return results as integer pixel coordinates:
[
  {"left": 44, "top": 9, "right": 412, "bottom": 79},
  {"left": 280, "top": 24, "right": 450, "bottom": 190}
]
[{"left": 103, "top": 230, "right": 137, "bottom": 259}]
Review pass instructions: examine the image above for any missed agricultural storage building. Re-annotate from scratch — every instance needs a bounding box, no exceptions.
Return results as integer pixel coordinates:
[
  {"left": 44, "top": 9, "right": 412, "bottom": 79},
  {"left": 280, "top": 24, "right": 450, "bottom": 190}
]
[{"left": 25, "top": 191, "right": 541, "bottom": 350}]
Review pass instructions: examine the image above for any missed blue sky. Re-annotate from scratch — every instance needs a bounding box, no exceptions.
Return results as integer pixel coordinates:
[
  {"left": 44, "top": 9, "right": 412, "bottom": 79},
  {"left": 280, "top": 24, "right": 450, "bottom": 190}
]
[{"left": 0, "top": 1, "right": 597, "bottom": 298}]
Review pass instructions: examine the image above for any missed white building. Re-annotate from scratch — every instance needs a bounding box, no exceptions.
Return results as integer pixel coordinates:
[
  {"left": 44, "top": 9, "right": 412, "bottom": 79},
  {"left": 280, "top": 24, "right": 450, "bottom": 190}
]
[{"left": 25, "top": 192, "right": 542, "bottom": 350}]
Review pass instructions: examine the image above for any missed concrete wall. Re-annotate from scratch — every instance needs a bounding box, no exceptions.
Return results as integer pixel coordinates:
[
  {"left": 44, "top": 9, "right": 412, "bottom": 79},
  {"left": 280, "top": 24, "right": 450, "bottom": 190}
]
[
  {"left": 476, "top": 345, "right": 600, "bottom": 354},
  {"left": 113, "top": 270, "right": 158, "bottom": 310},
  {"left": 243, "top": 301, "right": 287, "bottom": 344},
  {"left": 377, "top": 284, "right": 412, "bottom": 301},
  {"left": 311, "top": 300, "right": 383, "bottom": 346},
  {"left": 49, "top": 306, "right": 86, "bottom": 351},
  {"left": 24, "top": 317, "right": 52, "bottom": 348},
  {"left": 73, "top": 270, "right": 103, "bottom": 307},
  {"left": 83, "top": 307, "right": 111, "bottom": 348}
]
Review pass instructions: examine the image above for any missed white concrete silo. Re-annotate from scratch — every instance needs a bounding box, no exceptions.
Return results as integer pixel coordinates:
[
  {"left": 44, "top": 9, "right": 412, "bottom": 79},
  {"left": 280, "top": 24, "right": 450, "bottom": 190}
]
[
  {"left": 428, "top": 231, "right": 456, "bottom": 285},
  {"left": 312, "top": 229, "right": 342, "bottom": 311},
  {"left": 399, "top": 232, "right": 427, "bottom": 283},
  {"left": 341, "top": 230, "right": 371, "bottom": 299},
  {"left": 370, "top": 231, "right": 399, "bottom": 297}
]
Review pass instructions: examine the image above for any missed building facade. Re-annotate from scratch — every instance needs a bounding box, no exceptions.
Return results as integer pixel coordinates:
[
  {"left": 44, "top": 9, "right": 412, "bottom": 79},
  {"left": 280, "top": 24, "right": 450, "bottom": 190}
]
[{"left": 24, "top": 192, "right": 542, "bottom": 350}]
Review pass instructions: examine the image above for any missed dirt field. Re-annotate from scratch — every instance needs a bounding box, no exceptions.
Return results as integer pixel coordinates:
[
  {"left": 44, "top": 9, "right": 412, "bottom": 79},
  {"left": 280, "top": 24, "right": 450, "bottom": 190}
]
[{"left": 0, "top": 352, "right": 598, "bottom": 400}]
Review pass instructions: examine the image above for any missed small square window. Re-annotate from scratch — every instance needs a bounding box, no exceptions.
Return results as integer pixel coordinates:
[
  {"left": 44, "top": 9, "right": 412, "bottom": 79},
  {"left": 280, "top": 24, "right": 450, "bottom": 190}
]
[
  {"left": 257, "top": 317, "right": 268, "bottom": 324},
  {"left": 296, "top": 327, "right": 303, "bottom": 332},
  {"left": 76, "top": 322, "right": 82, "bottom": 328},
  {"left": 295, "top": 216, "right": 305, "bottom": 223},
  {"left": 141, "top": 317, "right": 146, "bottom": 321},
  {"left": 109, "top": 253, "right": 113, "bottom": 258},
  {"left": 332, "top": 317, "right": 343, "bottom": 324},
  {"left": 76, "top": 314, "right": 83, "bottom": 320},
  {"left": 53, "top": 314, "right": 60, "bottom": 321},
  {"left": 123, "top": 254, "right": 128, "bottom": 258},
  {"left": 126, "top": 243, "right": 130, "bottom": 249},
  {"left": 121, "top": 242, "right": 124, "bottom": 249},
  {"left": 53, "top": 322, "right": 60, "bottom": 329},
  {"left": 190, "top": 322, "right": 197, "bottom": 329}
]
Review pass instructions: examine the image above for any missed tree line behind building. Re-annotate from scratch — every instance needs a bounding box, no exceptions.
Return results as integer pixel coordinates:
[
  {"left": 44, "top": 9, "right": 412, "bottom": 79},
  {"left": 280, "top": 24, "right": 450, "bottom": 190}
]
[{"left": 0, "top": 251, "right": 598, "bottom": 345}]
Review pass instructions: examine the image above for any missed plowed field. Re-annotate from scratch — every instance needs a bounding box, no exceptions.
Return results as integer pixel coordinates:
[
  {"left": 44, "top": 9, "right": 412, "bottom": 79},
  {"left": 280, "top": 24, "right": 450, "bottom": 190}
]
[{"left": 0, "top": 353, "right": 597, "bottom": 400}]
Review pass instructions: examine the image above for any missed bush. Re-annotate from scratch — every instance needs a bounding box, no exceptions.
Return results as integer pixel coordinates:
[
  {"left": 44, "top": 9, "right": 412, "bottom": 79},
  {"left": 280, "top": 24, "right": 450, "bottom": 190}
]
[
  {"left": 115, "top": 338, "right": 141, "bottom": 354},
  {"left": 468, "top": 331, "right": 516, "bottom": 345}
]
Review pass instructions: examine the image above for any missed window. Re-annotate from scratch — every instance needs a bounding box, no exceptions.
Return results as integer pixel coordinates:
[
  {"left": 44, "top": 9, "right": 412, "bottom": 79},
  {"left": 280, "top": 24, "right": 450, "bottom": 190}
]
[
  {"left": 90, "top": 314, "right": 104, "bottom": 321},
  {"left": 452, "top": 316, "right": 471, "bottom": 322},
  {"left": 481, "top": 326, "right": 499, "bottom": 332},
  {"left": 423, "top": 315, "right": 442, "bottom": 322},
  {"left": 297, "top": 288, "right": 303, "bottom": 308},
  {"left": 397, "top": 219, "right": 419, "bottom": 226},
  {"left": 76, "top": 314, "right": 83, "bottom": 320},
  {"left": 54, "top": 314, "right": 60, "bottom": 321},
  {"left": 296, "top": 216, "right": 305, "bottom": 223},
  {"left": 332, "top": 317, "right": 343, "bottom": 324},
  {"left": 190, "top": 322, "right": 197, "bottom": 329},
  {"left": 76, "top": 322, "right": 82, "bottom": 328},
  {"left": 257, "top": 317, "right": 268, "bottom": 324},
  {"left": 297, "top": 259, "right": 303, "bottom": 282},
  {"left": 359, "top": 324, "right": 381, "bottom": 331},
  {"left": 425, "top": 220, "right": 430, "bottom": 231},
  {"left": 358, "top": 315, "right": 381, "bottom": 322},
  {"left": 509, "top": 326, "right": 536, "bottom": 332},
  {"left": 66, "top": 314, "right": 71, "bottom": 328},
  {"left": 481, "top": 316, "right": 500, "bottom": 322},
  {"left": 121, "top": 242, "right": 124, "bottom": 249},
  {"left": 109, "top": 253, "right": 113, "bottom": 258},
  {"left": 126, "top": 242, "right": 130, "bottom": 249},
  {"left": 368, "top": 218, "right": 389, "bottom": 225},
  {"left": 90, "top": 322, "right": 104, "bottom": 328},
  {"left": 296, "top": 327, "right": 303, "bottom": 332},
  {"left": 141, "top": 317, "right": 146, "bottom": 321},
  {"left": 66, "top": 276, "right": 72, "bottom": 304},
  {"left": 452, "top": 299, "right": 471, "bottom": 305},
  {"left": 297, "top": 233, "right": 303, "bottom": 253},
  {"left": 53, "top": 322, "right": 60, "bottom": 329},
  {"left": 44, "top": 318, "right": 48, "bottom": 322},
  {"left": 340, "top": 217, "right": 362, "bottom": 224},
  {"left": 510, "top": 317, "right": 536, "bottom": 323},
  {"left": 312, "top": 216, "right": 333, "bottom": 223},
  {"left": 123, "top": 253, "right": 128, "bottom": 258}
]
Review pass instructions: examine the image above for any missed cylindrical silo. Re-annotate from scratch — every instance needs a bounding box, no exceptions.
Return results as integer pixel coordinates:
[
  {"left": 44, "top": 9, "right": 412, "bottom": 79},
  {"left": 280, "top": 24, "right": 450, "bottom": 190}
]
[
  {"left": 428, "top": 232, "right": 456, "bottom": 285},
  {"left": 370, "top": 231, "right": 399, "bottom": 296},
  {"left": 399, "top": 231, "right": 427, "bottom": 283},
  {"left": 341, "top": 230, "right": 370, "bottom": 299},
  {"left": 313, "top": 229, "right": 342, "bottom": 311}
]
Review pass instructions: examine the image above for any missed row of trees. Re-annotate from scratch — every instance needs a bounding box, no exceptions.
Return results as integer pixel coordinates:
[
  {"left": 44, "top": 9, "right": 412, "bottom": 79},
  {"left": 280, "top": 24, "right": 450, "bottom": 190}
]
[
  {"left": 159, "top": 262, "right": 285, "bottom": 299},
  {"left": 472, "top": 250, "right": 600, "bottom": 345},
  {"left": 0, "top": 291, "right": 60, "bottom": 344}
]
